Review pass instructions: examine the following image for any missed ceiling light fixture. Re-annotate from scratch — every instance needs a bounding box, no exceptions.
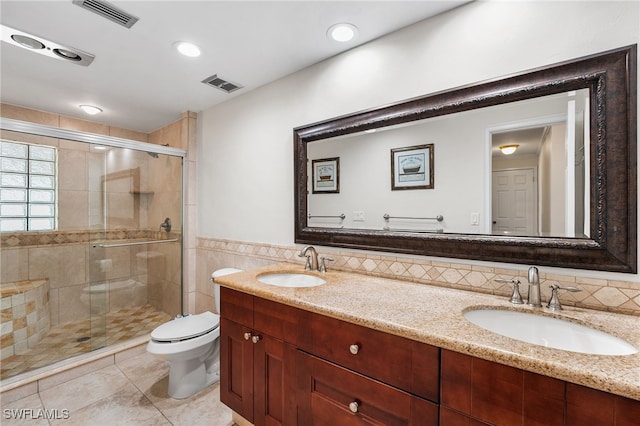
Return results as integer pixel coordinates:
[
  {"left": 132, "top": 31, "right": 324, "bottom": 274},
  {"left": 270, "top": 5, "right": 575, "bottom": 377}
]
[
  {"left": 1, "top": 24, "right": 95, "bottom": 66},
  {"left": 79, "top": 105, "right": 103, "bottom": 115},
  {"left": 327, "top": 23, "right": 358, "bottom": 42},
  {"left": 499, "top": 144, "right": 519, "bottom": 155},
  {"left": 10, "top": 34, "right": 45, "bottom": 50},
  {"left": 174, "top": 41, "right": 201, "bottom": 57}
]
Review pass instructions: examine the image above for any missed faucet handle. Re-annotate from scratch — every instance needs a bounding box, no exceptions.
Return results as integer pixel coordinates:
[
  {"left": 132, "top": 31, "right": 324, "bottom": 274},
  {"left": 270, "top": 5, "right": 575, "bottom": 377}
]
[
  {"left": 495, "top": 278, "right": 524, "bottom": 304},
  {"left": 547, "top": 284, "right": 581, "bottom": 311},
  {"left": 297, "top": 249, "right": 311, "bottom": 270},
  {"left": 301, "top": 255, "right": 312, "bottom": 271},
  {"left": 319, "top": 256, "right": 334, "bottom": 273}
]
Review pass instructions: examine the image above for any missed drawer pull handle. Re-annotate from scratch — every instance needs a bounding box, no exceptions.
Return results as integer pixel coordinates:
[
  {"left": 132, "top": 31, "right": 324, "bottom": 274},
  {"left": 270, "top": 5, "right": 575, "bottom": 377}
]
[
  {"left": 349, "top": 344, "right": 360, "bottom": 355},
  {"left": 349, "top": 401, "right": 359, "bottom": 413},
  {"left": 243, "top": 332, "right": 252, "bottom": 340},
  {"left": 251, "top": 335, "right": 261, "bottom": 344}
]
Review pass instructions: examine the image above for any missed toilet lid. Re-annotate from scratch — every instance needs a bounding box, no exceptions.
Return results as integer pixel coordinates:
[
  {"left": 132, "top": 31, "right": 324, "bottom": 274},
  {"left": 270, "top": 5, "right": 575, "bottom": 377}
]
[{"left": 151, "top": 311, "right": 220, "bottom": 342}]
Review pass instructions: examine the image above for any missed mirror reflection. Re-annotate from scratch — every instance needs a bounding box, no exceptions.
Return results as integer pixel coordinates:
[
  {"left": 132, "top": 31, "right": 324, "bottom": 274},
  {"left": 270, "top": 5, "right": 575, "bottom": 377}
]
[{"left": 307, "top": 89, "right": 589, "bottom": 238}]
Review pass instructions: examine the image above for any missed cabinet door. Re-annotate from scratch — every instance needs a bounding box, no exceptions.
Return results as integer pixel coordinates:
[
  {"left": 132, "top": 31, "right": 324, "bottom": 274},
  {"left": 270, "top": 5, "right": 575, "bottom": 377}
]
[
  {"left": 441, "top": 349, "right": 565, "bottom": 426},
  {"left": 220, "top": 318, "right": 254, "bottom": 422},
  {"left": 253, "top": 334, "right": 297, "bottom": 426},
  {"left": 297, "top": 351, "right": 438, "bottom": 426},
  {"left": 566, "top": 383, "right": 640, "bottom": 426}
]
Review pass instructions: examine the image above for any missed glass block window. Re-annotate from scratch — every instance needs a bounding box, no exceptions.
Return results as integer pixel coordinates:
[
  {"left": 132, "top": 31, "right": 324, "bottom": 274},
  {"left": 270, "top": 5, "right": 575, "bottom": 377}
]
[{"left": 0, "top": 141, "right": 56, "bottom": 232}]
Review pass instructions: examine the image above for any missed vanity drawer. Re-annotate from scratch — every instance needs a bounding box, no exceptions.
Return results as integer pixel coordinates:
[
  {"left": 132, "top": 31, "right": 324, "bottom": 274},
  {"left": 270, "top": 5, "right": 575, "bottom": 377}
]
[
  {"left": 298, "top": 310, "right": 440, "bottom": 402},
  {"left": 220, "top": 287, "right": 254, "bottom": 327},
  {"left": 297, "top": 351, "right": 438, "bottom": 426}
]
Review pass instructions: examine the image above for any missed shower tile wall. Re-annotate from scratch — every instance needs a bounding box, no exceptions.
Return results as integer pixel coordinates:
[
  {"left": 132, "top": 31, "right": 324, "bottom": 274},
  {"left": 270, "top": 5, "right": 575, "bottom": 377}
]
[
  {"left": 1, "top": 105, "right": 185, "bottom": 363},
  {"left": 0, "top": 279, "right": 50, "bottom": 360}
]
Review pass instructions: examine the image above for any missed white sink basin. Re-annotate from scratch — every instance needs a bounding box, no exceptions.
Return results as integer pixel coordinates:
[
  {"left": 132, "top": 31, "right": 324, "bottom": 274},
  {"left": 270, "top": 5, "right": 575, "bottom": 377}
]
[
  {"left": 464, "top": 309, "right": 637, "bottom": 355},
  {"left": 257, "top": 273, "right": 326, "bottom": 288}
]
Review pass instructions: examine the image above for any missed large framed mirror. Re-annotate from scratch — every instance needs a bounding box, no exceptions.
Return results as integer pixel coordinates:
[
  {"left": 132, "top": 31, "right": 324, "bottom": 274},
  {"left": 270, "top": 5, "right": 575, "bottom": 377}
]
[{"left": 294, "top": 45, "right": 637, "bottom": 273}]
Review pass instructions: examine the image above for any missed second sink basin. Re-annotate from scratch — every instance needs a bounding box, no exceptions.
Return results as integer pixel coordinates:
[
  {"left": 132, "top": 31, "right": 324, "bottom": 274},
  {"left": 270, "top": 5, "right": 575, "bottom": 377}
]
[
  {"left": 257, "top": 273, "right": 326, "bottom": 288},
  {"left": 464, "top": 309, "right": 637, "bottom": 355}
]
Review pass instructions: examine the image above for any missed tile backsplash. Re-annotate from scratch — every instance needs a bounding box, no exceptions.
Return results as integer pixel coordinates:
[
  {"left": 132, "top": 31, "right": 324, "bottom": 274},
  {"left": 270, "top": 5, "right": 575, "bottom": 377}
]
[{"left": 197, "top": 237, "right": 640, "bottom": 316}]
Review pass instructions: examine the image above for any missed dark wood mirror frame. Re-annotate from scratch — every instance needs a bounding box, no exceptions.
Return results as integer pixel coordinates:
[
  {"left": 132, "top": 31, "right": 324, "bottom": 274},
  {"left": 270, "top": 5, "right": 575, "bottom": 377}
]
[{"left": 294, "top": 45, "right": 637, "bottom": 273}]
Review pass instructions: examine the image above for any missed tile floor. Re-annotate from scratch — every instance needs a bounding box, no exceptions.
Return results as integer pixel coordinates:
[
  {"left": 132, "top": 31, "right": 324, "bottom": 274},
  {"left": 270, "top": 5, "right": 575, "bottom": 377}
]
[
  {"left": 1, "top": 349, "right": 234, "bottom": 426},
  {"left": 2, "top": 305, "right": 172, "bottom": 380}
]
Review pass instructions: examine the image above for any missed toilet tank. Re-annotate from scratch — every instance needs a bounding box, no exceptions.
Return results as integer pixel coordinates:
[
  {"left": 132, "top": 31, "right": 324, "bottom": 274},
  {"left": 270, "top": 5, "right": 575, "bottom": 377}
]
[{"left": 210, "top": 268, "right": 243, "bottom": 313}]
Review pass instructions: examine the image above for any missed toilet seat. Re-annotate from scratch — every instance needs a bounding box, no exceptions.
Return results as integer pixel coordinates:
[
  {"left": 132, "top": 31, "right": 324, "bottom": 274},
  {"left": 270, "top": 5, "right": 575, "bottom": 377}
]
[{"left": 151, "top": 311, "right": 220, "bottom": 343}]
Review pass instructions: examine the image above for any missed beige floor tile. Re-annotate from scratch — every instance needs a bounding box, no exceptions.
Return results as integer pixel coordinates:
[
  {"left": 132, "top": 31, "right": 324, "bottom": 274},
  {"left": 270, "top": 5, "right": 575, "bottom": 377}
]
[
  {"left": 116, "top": 351, "right": 168, "bottom": 386},
  {"left": 49, "top": 383, "right": 160, "bottom": 426},
  {"left": 3, "top": 341, "right": 233, "bottom": 426},
  {"left": 158, "top": 384, "right": 233, "bottom": 426},
  {"left": 0, "top": 393, "right": 50, "bottom": 426},
  {"left": 39, "top": 365, "right": 130, "bottom": 414}
]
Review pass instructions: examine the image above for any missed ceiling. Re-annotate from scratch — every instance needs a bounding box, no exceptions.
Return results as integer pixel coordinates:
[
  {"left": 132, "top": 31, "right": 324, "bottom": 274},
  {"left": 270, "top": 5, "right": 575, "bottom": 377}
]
[{"left": 0, "top": 0, "right": 468, "bottom": 134}]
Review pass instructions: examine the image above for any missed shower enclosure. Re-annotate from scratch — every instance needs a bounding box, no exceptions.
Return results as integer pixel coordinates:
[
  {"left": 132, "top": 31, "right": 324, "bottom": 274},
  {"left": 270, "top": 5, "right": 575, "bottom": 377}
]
[{"left": 0, "top": 119, "right": 185, "bottom": 380}]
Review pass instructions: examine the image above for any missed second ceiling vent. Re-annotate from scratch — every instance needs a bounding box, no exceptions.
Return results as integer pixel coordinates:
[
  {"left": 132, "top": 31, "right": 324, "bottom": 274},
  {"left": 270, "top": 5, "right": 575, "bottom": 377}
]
[
  {"left": 73, "top": 0, "right": 139, "bottom": 29},
  {"left": 202, "top": 74, "right": 244, "bottom": 94}
]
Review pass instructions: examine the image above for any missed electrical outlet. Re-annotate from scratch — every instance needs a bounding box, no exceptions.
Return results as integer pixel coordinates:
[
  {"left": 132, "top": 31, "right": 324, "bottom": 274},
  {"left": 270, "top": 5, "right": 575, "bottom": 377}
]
[
  {"left": 471, "top": 212, "right": 479, "bottom": 226},
  {"left": 353, "top": 211, "right": 365, "bottom": 222}
]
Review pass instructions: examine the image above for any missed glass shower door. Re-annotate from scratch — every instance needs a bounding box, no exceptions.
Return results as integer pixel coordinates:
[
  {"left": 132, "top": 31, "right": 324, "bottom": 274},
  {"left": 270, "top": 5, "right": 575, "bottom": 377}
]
[{"left": 88, "top": 145, "right": 183, "bottom": 349}]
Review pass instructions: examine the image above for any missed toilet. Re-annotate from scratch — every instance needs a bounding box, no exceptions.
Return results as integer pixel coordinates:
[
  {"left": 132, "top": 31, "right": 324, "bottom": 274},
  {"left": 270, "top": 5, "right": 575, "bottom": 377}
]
[{"left": 146, "top": 267, "right": 242, "bottom": 399}]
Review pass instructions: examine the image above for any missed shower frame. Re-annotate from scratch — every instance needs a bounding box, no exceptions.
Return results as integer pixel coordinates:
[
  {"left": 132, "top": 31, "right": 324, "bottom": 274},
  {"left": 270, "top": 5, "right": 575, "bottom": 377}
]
[{"left": 0, "top": 117, "right": 187, "bottom": 373}]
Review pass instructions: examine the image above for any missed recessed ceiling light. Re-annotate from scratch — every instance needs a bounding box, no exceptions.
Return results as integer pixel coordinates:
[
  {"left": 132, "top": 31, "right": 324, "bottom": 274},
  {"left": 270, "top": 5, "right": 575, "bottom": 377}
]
[
  {"left": 174, "top": 41, "right": 201, "bottom": 57},
  {"left": 10, "top": 34, "right": 45, "bottom": 50},
  {"left": 79, "top": 105, "right": 102, "bottom": 115},
  {"left": 327, "top": 23, "right": 358, "bottom": 42},
  {"left": 54, "top": 48, "right": 82, "bottom": 61}
]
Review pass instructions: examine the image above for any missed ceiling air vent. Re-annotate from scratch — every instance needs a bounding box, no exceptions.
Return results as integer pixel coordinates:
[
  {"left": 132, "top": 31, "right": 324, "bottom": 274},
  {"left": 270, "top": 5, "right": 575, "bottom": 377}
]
[
  {"left": 202, "top": 74, "right": 244, "bottom": 94},
  {"left": 73, "top": 0, "right": 139, "bottom": 29}
]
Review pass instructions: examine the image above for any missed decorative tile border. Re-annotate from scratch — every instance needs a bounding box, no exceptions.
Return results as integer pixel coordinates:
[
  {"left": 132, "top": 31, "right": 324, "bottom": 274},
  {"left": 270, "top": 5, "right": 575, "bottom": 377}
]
[
  {"left": 1, "top": 229, "right": 181, "bottom": 248},
  {"left": 197, "top": 237, "right": 640, "bottom": 316}
]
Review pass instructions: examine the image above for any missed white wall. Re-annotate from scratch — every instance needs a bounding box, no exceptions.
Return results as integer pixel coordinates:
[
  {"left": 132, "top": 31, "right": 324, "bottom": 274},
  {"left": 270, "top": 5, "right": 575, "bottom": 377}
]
[{"left": 197, "top": 1, "right": 639, "bottom": 275}]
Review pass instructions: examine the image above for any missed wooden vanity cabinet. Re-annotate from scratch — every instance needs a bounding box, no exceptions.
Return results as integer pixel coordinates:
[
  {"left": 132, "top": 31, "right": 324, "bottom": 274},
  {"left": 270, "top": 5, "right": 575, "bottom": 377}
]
[
  {"left": 221, "top": 288, "right": 638, "bottom": 425},
  {"left": 220, "top": 288, "right": 298, "bottom": 426},
  {"left": 440, "top": 349, "right": 640, "bottom": 426},
  {"left": 297, "top": 310, "right": 440, "bottom": 425}
]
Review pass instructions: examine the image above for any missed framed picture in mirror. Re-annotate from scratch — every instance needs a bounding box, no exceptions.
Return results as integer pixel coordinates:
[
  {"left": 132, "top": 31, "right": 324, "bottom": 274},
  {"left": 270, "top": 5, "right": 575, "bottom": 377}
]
[
  {"left": 312, "top": 157, "right": 339, "bottom": 193},
  {"left": 391, "top": 144, "right": 434, "bottom": 190}
]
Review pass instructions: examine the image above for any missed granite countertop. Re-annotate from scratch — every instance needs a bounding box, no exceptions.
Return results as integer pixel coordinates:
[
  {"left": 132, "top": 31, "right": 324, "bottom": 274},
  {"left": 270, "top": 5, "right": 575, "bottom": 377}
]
[{"left": 215, "top": 263, "right": 640, "bottom": 401}]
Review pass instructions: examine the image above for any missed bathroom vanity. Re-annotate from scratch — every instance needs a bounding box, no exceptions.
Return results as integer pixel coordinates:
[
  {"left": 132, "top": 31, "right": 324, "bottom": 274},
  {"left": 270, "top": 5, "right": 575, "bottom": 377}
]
[{"left": 217, "top": 265, "right": 640, "bottom": 425}]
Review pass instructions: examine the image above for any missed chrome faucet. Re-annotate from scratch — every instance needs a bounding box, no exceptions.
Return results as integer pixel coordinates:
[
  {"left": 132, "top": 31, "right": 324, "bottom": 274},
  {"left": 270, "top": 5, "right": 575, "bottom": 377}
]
[
  {"left": 298, "top": 245, "right": 319, "bottom": 271},
  {"left": 527, "top": 266, "right": 542, "bottom": 307}
]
